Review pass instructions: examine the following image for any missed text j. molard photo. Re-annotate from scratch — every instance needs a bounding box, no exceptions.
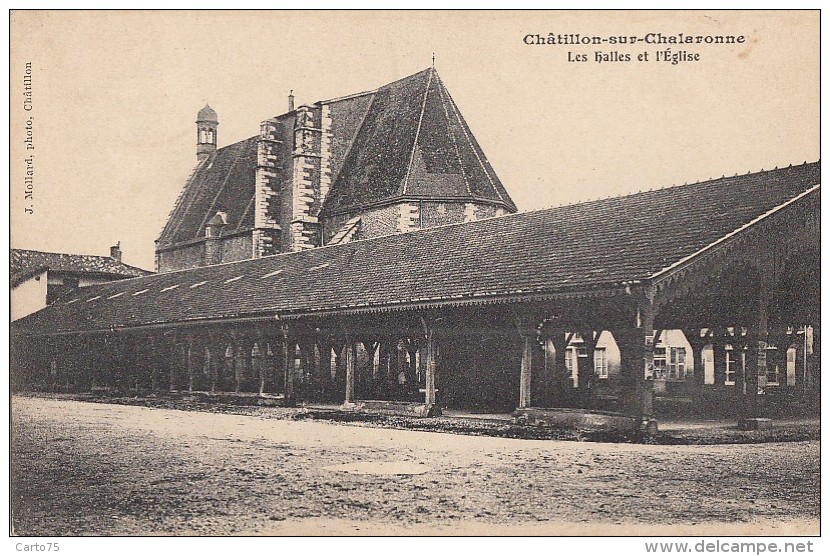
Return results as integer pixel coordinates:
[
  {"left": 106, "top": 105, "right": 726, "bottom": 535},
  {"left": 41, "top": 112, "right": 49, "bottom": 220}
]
[{"left": 8, "top": 9, "right": 820, "bottom": 542}]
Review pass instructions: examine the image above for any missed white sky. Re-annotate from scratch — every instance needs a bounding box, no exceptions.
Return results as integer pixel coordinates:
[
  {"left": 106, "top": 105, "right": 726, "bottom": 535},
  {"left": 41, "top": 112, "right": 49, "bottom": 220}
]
[{"left": 9, "top": 10, "right": 819, "bottom": 271}]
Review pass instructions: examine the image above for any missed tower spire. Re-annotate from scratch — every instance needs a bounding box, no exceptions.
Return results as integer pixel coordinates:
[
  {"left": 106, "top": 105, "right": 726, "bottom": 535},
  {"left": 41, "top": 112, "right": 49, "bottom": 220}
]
[{"left": 196, "top": 104, "right": 218, "bottom": 161}]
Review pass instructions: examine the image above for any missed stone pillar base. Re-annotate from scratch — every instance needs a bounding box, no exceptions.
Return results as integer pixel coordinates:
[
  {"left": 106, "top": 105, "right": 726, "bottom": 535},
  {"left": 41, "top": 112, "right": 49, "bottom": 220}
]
[
  {"left": 513, "top": 407, "right": 654, "bottom": 434},
  {"left": 340, "top": 400, "right": 440, "bottom": 418},
  {"left": 738, "top": 417, "right": 773, "bottom": 430}
]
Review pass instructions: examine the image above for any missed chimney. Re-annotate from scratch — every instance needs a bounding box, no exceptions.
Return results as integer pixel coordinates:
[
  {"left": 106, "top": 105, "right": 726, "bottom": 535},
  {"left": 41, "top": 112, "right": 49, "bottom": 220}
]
[
  {"left": 110, "top": 241, "right": 122, "bottom": 262},
  {"left": 288, "top": 90, "right": 295, "bottom": 112}
]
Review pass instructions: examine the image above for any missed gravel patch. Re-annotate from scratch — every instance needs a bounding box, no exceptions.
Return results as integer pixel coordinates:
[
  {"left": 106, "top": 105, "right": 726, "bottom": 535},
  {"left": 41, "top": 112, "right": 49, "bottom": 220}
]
[{"left": 11, "top": 397, "right": 819, "bottom": 536}]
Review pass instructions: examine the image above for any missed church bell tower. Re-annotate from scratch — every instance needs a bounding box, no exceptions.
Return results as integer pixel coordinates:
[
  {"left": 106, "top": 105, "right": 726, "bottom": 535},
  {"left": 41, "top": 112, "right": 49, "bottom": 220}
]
[{"left": 196, "top": 104, "right": 218, "bottom": 161}]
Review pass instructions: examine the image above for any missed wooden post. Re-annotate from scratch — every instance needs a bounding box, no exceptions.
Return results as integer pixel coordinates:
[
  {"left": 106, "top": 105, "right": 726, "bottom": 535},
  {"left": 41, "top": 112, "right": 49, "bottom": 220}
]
[
  {"left": 344, "top": 341, "right": 355, "bottom": 404},
  {"left": 281, "top": 325, "right": 295, "bottom": 405},
  {"left": 396, "top": 340, "right": 408, "bottom": 391},
  {"left": 512, "top": 309, "right": 538, "bottom": 410},
  {"left": 424, "top": 327, "right": 438, "bottom": 408},
  {"left": 682, "top": 328, "right": 706, "bottom": 387},
  {"left": 89, "top": 337, "right": 98, "bottom": 392},
  {"left": 744, "top": 280, "right": 769, "bottom": 420},
  {"left": 744, "top": 335, "right": 760, "bottom": 417},
  {"left": 256, "top": 334, "right": 267, "bottom": 395},
  {"left": 518, "top": 334, "right": 533, "bottom": 409},
  {"left": 168, "top": 334, "right": 177, "bottom": 392},
  {"left": 732, "top": 328, "right": 747, "bottom": 396},
  {"left": 614, "top": 301, "right": 654, "bottom": 420},
  {"left": 208, "top": 335, "right": 219, "bottom": 394},
  {"left": 186, "top": 334, "right": 195, "bottom": 393},
  {"left": 230, "top": 336, "right": 241, "bottom": 393},
  {"left": 132, "top": 336, "right": 141, "bottom": 393},
  {"left": 712, "top": 329, "right": 728, "bottom": 390},
  {"left": 579, "top": 330, "right": 602, "bottom": 409}
]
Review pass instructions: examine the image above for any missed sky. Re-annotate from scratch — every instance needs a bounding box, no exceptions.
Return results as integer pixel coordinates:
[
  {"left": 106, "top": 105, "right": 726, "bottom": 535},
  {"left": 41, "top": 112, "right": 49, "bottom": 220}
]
[{"left": 9, "top": 10, "right": 819, "bottom": 271}]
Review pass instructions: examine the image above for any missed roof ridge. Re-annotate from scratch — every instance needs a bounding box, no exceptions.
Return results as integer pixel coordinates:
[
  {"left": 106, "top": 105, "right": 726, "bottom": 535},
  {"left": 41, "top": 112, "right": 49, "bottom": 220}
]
[
  {"left": 12, "top": 248, "right": 119, "bottom": 260},
  {"left": 317, "top": 88, "right": 377, "bottom": 106},
  {"left": 402, "top": 68, "right": 434, "bottom": 195},
  {"left": 301, "top": 69, "right": 432, "bottom": 112},
  {"left": 527, "top": 160, "right": 822, "bottom": 215},
  {"left": 11, "top": 249, "right": 153, "bottom": 275},
  {"left": 375, "top": 67, "right": 433, "bottom": 91}
]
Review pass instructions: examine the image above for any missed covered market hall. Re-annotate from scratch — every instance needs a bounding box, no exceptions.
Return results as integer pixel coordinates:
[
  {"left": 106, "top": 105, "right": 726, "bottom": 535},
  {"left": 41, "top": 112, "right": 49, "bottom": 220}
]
[{"left": 11, "top": 163, "right": 821, "bottom": 427}]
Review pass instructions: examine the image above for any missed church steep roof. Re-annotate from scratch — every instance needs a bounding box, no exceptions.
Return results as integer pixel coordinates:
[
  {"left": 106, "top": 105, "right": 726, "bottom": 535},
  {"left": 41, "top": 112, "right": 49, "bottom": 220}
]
[
  {"left": 157, "top": 69, "right": 515, "bottom": 249},
  {"left": 321, "top": 68, "right": 516, "bottom": 215},
  {"left": 197, "top": 104, "right": 218, "bottom": 123},
  {"left": 14, "top": 162, "right": 819, "bottom": 337},
  {"left": 157, "top": 136, "right": 259, "bottom": 247}
]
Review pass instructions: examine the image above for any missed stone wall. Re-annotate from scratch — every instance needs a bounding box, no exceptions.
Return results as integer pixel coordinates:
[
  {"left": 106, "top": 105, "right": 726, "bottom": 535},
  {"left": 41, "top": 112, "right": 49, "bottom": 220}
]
[
  {"left": 321, "top": 200, "right": 509, "bottom": 245},
  {"left": 254, "top": 117, "right": 287, "bottom": 258},
  {"left": 290, "top": 106, "right": 323, "bottom": 251},
  {"left": 361, "top": 205, "right": 399, "bottom": 239},
  {"left": 157, "top": 243, "right": 204, "bottom": 272},
  {"left": 221, "top": 234, "right": 253, "bottom": 264},
  {"left": 420, "top": 202, "right": 466, "bottom": 228}
]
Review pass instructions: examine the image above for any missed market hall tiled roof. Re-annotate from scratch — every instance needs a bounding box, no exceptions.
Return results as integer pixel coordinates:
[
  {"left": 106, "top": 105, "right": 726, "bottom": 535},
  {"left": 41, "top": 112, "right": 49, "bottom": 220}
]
[
  {"left": 10, "top": 249, "right": 153, "bottom": 287},
  {"left": 13, "top": 162, "right": 820, "bottom": 337}
]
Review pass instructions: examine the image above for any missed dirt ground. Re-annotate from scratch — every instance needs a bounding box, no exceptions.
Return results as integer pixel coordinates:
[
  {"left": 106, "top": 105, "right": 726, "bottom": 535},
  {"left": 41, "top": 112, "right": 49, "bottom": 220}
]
[{"left": 11, "top": 396, "right": 819, "bottom": 536}]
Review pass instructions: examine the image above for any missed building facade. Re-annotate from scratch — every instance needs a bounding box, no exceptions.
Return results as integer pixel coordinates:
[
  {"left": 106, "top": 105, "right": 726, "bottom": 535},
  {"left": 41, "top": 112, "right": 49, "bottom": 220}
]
[{"left": 10, "top": 244, "right": 153, "bottom": 321}]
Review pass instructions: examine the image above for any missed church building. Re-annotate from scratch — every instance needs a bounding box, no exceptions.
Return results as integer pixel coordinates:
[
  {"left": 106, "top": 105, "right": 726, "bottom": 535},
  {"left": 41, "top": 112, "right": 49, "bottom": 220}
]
[{"left": 155, "top": 68, "right": 516, "bottom": 272}]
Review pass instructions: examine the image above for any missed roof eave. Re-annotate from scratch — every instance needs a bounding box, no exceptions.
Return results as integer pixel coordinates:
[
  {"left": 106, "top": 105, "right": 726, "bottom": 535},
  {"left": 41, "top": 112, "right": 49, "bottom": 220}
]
[{"left": 648, "top": 184, "right": 820, "bottom": 286}]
